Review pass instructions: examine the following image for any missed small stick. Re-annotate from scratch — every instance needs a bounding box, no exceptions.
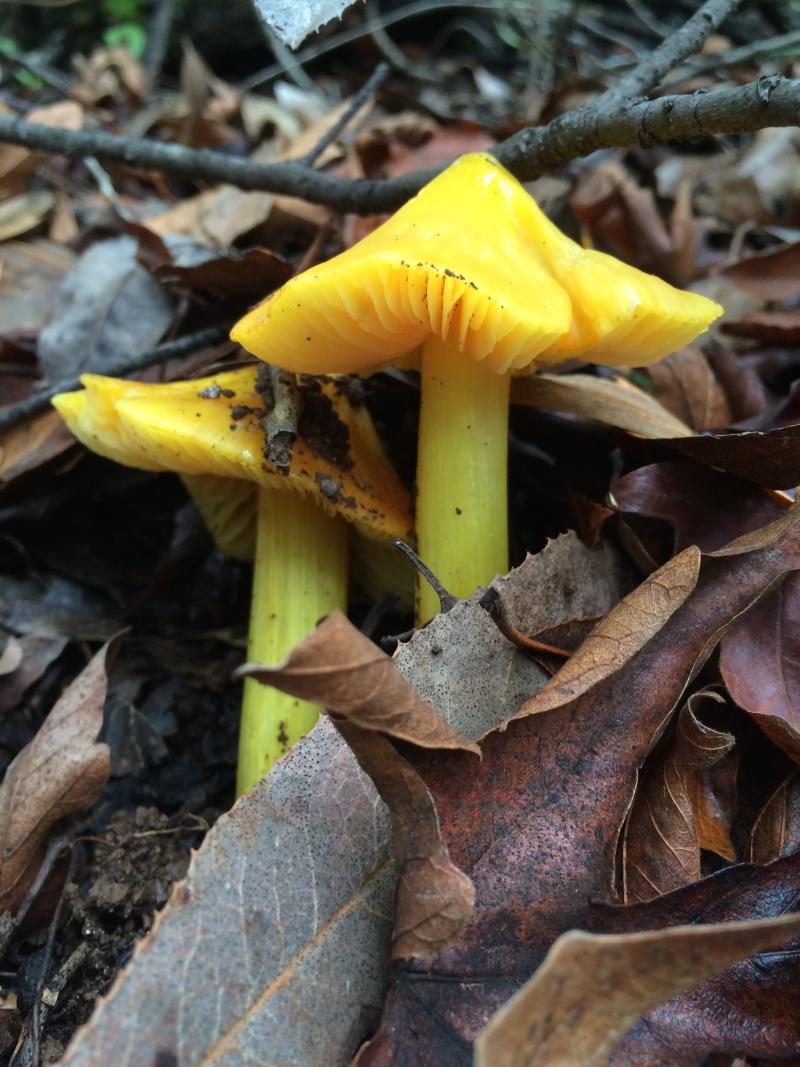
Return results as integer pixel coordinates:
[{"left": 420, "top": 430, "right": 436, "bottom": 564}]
[
  {"left": 0, "top": 324, "right": 229, "bottom": 434},
  {"left": 300, "top": 63, "right": 390, "bottom": 167},
  {"left": 258, "top": 365, "right": 303, "bottom": 472},
  {"left": 392, "top": 539, "right": 458, "bottom": 613},
  {"left": 263, "top": 25, "right": 320, "bottom": 95},
  {"left": 143, "top": 0, "right": 178, "bottom": 91},
  {"left": 1, "top": 76, "right": 800, "bottom": 213},
  {"left": 598, "top": 0, "right": 741, "bottom": 106},
  {"left": 25, "top": 847, "right": 78, "bottom": 1067}
]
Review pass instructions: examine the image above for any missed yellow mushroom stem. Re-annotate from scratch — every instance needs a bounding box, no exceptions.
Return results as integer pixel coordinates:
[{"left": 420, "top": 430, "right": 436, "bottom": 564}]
[
  {"left": 238, "top": 487, "right": 348, "bottom": 795},
  {"left": 416, "top": 334, "right": 510, "bottom": 623}
]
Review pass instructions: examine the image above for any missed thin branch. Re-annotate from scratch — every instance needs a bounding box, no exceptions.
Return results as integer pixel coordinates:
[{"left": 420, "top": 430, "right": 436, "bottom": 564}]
[
  {"left": 300, "top": 62, "right": 389, "bottom": 166},
  {"left": 664, "top": 27, "right": 800, "bottom": 86},
  {"left": 143, "top": 0, "right": 178, "bottom": 90},
  {"left": 0, "top": 40, "right": 73, "bottom": 96},
  {"left": 0, "top": 324, "right": 229, "bottom": 433},
  {"left": 598, "top": 0, "right": 742, "bottom": 106},
  {"left": 262, "top": 24, "right": 320, "bottom": 95},
  {"left": 498, "top": 74, "right": 800, "bottom": 179},
  {"left": 0, "top": 75, "right": 798, "bottom": 214},
  {"left": 367, "top": 0, "right": 440, "bottom": 83},
  {"left": 392, "top": 539, "right": 457, "bottom": 613}
]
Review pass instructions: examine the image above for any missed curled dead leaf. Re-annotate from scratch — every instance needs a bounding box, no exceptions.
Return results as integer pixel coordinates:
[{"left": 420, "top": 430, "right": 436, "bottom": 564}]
[
  {"left": 513, "top": 546, "right": 701, "bottom": 720},
  {"left": 512, "top": 373, "right": 693, "bottom": 439},
  {"left": 0, "top": 638, "right": 116, "bottom": 914},
  {"left": 475, "top": 913, "right": 800, "bottom": 1067},
  {"left": 622, "top": 690, "right": 734, "bottom": 903},
  {"left": 240, "top": 611, "right": 480, "bottom": 755},
  {"left": 240, "top": 611, "right": 478, "bottom": 960}
]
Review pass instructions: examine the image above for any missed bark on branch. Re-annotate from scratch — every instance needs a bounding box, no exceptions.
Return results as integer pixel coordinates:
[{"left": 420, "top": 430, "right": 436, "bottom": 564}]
[{"left": 0, "top": 76, "right": 797, "bottom": 214}]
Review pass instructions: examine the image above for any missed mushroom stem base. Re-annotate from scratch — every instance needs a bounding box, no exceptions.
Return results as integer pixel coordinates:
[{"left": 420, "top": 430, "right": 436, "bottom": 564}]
[
  {"left": 416, "top": 336, "right": 510, "bottom": 623},
  {"left": 237, "top": 488, "right": 348, "bottom": 794}
]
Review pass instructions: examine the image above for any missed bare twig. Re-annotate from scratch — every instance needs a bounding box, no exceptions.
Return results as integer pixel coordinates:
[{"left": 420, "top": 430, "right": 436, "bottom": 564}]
[
  {"left": 300, "top": 63, "right": 389, "bottom": 166},
  {"left": 143, "top": 0, "right": 178, "bottom": 90},
  {"left": 0, "top": 74, "right": 797, "bottom": 215},
  {"left": 0, "top": 325, "right": 229, "bottom": 434},
  {"left": 392, "top": 539, "right": 457, "bottom": 613},
  {"left": 24, "top": 847, "right": 78, "bottom": 1067},
  {"left": 0, "top": 41, "right": 72, "bottom": 96},
  {"left": 263, "top": 24, "right": 320, "bottom": 95},
  {"left": 598, "top": 0, "right": 742, "bottom": 106},
  {"left": 664, "top": 27, "right": 800, "bottom": 86},
  {"left": 498, "top": 74, "right": 799, "bottom": 179},
  {"left": 619, "top": 0, "right": 673, "bottom": 40},
  {"left": 367, "top": 0, "right": 439, "bottom": 83}
]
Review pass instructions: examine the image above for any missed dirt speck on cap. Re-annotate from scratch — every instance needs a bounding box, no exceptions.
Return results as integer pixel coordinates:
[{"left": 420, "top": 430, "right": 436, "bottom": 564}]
[{"left": 314, "top": 472, "right": 342, "bottom": 501}]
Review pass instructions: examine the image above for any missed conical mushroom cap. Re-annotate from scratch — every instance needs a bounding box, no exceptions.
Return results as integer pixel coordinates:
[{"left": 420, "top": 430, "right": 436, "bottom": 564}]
[
  {"left": 53, "top": 368, "right": 413, "bottom": 543},
  {"left": 232, "top": 153, "right": 721, "bottom": 376}
]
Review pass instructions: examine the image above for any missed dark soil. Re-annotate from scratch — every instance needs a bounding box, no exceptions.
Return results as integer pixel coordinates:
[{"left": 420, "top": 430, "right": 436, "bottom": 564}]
[{"left": 0, "top": 459, "right": 246, "bottom": 1064}]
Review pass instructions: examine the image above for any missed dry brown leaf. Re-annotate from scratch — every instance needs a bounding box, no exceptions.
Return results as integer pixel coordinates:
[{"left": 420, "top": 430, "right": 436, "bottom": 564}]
[
  {"left": 0, "top": 101, "right": 82, "bottom": 194},
  {"left": 622, "top": 691, "right": 734, "bottom": 903},
  {"left": 144, "top": 186, "right": 274, "bottom": 246},
  {"left": 720, "top": 572, "right": 800, "bottom": 761},
  {"left": 49, "top": 190, "right": 79, "bottom": 245},
  {"left": 513, "top": 547, "right": 701, "bottom": 720},
  {"left": 0, "top": 637, "right": 22, "bottom": 676},
  {"left": 337, "top": 724, "right": 475, "bottom": 959},
  {"left": 474, "top": 914, "right": 800, "bottom": 1067},
  {"left": 484, "top": 534, "right": 636, "bottom": 654},
  {"left": 60, "top": 717, "right": 396, "bottom": 1067},
  {"left": 720, "top": 241, "right": 800, "bottom": 302},
  {"left": 722, "top": 309, "right": 800, "bottom": 345},
  {"left": 511, "top": 373, "right": 693, "bottom": 439},
  {"left": 283, "top": 95, "right": 373, "bottom": 164},
  {"left": 751, "top": 771, "right": 800, "bottom": 864},
  {"left": 571, "top": 160, "right": 675, "bottom": 276},
  {"left": 71, "top": 46, "right": 146, "bottom": 105},
  {"left": 646, "top": 346, "right": 733, "bottom": 432},
  {"left": 0, "top": 191, "right": 55, "bottom": 243},
  {"left": 0, "top": 635, "right": 67, "bottom": 716},
  {"left": 695, "top": 746, "right": 738, "bottom": 862},
  {"left": 0, "top": 639, "right": 114, "bottom": 913},
  {"left": 0, "top": 238, "right": 76, "bottom": 335},
  {"left": 242, "top": 612, "right": 479, "bottom": 959},
  {"left": 0, "top": 410, "right": 76, "bottom": 487},
  {"left": 241, "top": 611, "right": 480, "bottom": 754}
]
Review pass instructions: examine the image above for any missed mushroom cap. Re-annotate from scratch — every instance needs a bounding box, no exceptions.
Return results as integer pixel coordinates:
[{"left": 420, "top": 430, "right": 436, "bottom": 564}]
[
  {"left": 52, "top": 368, "right": 413, "bottom": 542},
  {"left": 231, "top": 153, "right": 721, "bottom": 376}
]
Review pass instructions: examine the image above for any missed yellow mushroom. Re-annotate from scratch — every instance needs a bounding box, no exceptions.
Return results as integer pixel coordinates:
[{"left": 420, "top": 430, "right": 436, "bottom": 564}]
[
  {"left": 53, "top": 367, "right": 413, "bottom": 793},
  {"left": 232, "top": 152, "right": 723, "bottom": 622}
]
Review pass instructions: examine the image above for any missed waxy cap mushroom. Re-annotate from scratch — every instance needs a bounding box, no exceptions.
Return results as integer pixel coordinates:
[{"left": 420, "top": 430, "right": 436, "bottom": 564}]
[
  {"left": 232, "top": 152, "right": 720, "bottom": 374},
  {"left": 231, "top": 152, "right": 722, "bottom": 621},
  {"left": 53, "top": 367, "right": 413, "bottom": 792},
  {"left": 54, "top": 367, "right": 413, "bottom": 543}
]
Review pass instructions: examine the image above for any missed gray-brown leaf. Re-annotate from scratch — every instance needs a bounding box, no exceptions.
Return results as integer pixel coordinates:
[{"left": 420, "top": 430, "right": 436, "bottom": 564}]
[{"left": 0, "top": 640, "right": 113, "bottom": 913}]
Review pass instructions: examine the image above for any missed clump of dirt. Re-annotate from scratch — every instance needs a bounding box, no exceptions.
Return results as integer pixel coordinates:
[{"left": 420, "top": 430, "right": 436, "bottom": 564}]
[
  {"left": 5, "top": 806, "right": 212, "bottom": 1064},
  {"left": 297, "top": 377, "right": 353, "bottom": 470}
]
